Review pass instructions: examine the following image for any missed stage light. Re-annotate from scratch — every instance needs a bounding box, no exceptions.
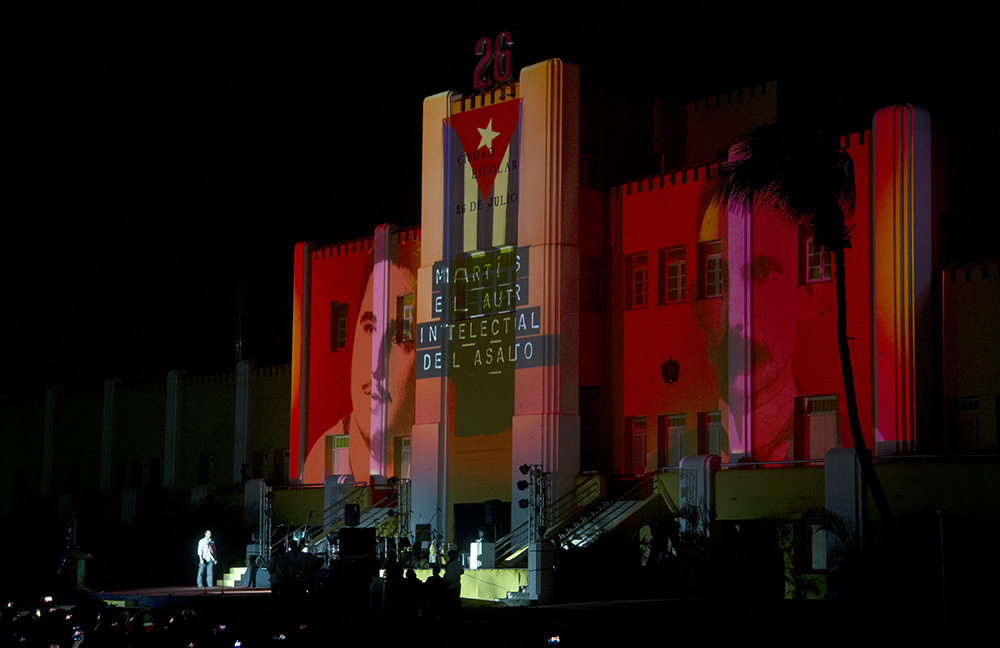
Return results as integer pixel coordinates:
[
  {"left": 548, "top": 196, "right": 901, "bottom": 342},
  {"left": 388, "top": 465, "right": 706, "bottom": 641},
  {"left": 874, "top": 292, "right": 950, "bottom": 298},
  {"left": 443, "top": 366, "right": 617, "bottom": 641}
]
[
  {"left": 519, "top": 499, "right": 529, "bottom": 509},
  {"left": 517, "top": 479, "right": 529, "bottom": 490},
  {"left": 519, "top": 464, "right": 530, "bottom": 475}
]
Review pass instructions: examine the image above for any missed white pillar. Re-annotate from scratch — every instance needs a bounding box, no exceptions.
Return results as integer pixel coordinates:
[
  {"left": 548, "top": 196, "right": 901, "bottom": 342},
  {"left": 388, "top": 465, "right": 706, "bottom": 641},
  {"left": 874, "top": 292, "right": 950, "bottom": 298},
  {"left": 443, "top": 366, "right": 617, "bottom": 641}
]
[
  {"left": 370, "top": 224, "right": 397, "bottom": 480},
  {"left": 872, "top": 105, "right": 933, "bottom": 455},
  {"left": 510, "top": 59, "right": 582, "bottom": 532},
  {"left": 291, "top": 241, "right": 315, "bottom": 483}
]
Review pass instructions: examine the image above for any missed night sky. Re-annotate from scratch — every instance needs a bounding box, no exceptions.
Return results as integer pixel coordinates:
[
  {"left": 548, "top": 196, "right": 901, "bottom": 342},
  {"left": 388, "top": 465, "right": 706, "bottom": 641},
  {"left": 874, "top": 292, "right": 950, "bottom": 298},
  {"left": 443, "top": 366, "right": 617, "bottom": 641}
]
[{"left": 3, "top": 13, "right": 995, "bottom": 398}]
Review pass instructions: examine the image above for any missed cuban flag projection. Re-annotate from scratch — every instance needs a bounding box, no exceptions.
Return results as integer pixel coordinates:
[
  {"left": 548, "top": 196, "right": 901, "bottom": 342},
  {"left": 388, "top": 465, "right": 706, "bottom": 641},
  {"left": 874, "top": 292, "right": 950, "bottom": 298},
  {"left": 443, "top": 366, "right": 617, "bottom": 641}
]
[
  {"left": 439, "top": 98, "right": 522, "bottom": 439},
  {"left": 445, "top": 98, "right": 521, "bottom": 255}
]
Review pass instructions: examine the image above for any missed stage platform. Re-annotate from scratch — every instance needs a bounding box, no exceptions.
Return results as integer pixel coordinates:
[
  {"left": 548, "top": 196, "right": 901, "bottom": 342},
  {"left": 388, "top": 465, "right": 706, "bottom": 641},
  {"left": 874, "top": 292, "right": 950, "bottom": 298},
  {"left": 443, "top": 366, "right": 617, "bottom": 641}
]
[{"left": 89, "top": 585, "right": 273, "bottom": 612}]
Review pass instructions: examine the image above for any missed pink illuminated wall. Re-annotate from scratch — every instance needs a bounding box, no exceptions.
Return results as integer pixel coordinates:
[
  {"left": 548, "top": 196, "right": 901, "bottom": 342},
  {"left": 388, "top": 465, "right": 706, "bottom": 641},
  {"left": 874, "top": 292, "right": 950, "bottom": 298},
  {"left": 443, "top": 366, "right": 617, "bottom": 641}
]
[
  {"left": 615, "top": 130, "right": 875, "bottom": 466},
  {"left": 872, "top": 105, "right": 934, "bottom": 454}
]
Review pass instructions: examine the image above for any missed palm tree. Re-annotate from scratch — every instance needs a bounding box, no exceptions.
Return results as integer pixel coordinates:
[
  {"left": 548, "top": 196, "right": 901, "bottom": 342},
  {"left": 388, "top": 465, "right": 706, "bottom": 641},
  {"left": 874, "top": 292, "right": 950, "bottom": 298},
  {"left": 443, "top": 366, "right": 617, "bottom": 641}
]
[{"left": 702, "top": 120, "right": 893, "bottom": 523}]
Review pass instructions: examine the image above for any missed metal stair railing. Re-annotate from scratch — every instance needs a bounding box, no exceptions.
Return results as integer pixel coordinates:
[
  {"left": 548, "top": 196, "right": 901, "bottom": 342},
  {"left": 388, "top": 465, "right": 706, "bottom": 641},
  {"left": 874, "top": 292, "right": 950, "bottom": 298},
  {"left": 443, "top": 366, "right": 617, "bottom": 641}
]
[
  {"left": 268, "top": 486, "right": 368, "bottom": 558},
  {"left": 495, "top": 477, "right": 603, "bottom": 563},
  {"left": 495, "top": 472, "right": 671, "bottom": 563},
  {"left": 555, "top": 472, "right": 664, "bottom": 548}
]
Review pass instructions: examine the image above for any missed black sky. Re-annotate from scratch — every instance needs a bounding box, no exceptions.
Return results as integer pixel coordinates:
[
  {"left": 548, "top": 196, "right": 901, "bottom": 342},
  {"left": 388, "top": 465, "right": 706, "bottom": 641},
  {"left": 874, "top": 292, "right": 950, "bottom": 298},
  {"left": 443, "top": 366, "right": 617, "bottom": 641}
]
[{"left": 3, "top": 13, "right": 996, "bottom": 398}]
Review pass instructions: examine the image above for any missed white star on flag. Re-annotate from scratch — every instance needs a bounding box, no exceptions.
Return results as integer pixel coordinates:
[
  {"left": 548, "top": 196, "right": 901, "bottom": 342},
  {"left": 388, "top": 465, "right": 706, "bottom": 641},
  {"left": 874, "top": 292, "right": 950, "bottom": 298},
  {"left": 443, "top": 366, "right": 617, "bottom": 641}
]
[{"left": 477, "top": 119, "right": 500, "bottom": 150}]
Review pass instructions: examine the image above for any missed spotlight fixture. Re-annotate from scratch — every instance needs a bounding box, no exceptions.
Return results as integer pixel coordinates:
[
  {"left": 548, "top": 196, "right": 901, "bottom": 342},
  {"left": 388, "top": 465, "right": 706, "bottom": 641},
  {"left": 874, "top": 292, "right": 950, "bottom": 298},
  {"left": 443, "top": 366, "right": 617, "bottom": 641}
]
[
  {"left": 519, "top": 464, "right": 530, "bottom": 475},
  {"left": 517, "top": 479, "right": 529, "bottom": 491},
  {"left": 518, "top": 499, "right": 529, "bottom": 509}
]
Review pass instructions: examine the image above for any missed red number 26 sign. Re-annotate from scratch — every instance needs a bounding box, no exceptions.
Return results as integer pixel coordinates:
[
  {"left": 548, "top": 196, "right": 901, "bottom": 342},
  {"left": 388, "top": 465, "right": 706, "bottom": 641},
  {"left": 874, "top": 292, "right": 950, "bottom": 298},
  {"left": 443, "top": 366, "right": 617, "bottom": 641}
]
[{"left": 473, "top": 32, "right": 513, "bottom": 89}]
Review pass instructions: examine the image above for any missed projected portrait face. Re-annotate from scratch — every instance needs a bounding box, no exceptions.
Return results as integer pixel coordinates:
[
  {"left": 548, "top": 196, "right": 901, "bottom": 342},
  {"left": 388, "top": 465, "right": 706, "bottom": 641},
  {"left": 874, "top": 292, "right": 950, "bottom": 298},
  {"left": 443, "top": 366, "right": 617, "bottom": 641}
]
[
  {"left": 350, "top": 261, "right": 417, "bottom": 474},
  {"left": 303, "top": 241, "right": 418, "bottom": 485},
  {"left": 693, "top": 204, "right": 821, "bottom": 461},
  {"left": 351, "top": 276, "right": 375, "bottom": 447}
]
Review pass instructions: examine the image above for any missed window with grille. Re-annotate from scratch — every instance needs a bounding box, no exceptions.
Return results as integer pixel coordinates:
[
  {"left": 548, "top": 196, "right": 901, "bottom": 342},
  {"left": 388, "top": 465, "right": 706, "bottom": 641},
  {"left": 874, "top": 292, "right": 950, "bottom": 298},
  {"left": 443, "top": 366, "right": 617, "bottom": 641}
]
[
  {"left": 698, "top": 411, "right": 723, "bottom": 456},
  {"left": 330, "top": 301, "right": 348, "bottom": 351},
  {"left": 396, "top": 294, "right": 414, "bottom": 342},
  {"left": 700, "top": 240, "right": 722, "bottom": 298},
  {"left": 326, "top": 435, "right": 350, "bottom": 477},
  {"left": 805, "top": 237, "right": 831, "bottom": 283},
  {"left": 659, "top": 246, "right": 686, "bottom": 304},
  {"left": 666, "top": 414, "right": 685, "bottom": 466},
  {"left": 626, "top": 253, "right": 648, "bottom": 309},
  {"left": 628, "top": 416, "right": 648, "bottom": 473}
]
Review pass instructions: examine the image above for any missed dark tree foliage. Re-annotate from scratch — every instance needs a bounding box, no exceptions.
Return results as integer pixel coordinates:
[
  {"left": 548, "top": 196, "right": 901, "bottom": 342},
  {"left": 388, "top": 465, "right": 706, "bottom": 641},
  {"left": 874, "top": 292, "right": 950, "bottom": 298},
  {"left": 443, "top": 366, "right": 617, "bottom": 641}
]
[{"left": 702, "top": 120, "right": 893, "bottom": 524}]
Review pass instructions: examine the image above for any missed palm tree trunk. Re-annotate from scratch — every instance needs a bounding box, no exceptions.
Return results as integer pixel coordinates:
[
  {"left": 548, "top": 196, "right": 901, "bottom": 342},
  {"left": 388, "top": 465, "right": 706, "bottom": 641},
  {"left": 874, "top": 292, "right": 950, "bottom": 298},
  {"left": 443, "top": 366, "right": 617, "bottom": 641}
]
[{"left": 834, "top": 248, "right": 893, "bottom": 523}]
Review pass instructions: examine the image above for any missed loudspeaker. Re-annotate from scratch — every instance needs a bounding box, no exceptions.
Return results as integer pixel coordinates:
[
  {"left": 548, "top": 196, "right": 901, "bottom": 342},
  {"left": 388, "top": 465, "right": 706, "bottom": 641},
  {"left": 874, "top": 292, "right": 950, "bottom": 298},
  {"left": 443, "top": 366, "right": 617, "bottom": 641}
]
[
  {"left": 339, "top": 527, "right": 376, "bottom": 560},
  {"left": 345, "top": 503, "right": 360, "bottom": 527},
  {"left": 484, "top": 499, "right": 503, "bottom": 526}
]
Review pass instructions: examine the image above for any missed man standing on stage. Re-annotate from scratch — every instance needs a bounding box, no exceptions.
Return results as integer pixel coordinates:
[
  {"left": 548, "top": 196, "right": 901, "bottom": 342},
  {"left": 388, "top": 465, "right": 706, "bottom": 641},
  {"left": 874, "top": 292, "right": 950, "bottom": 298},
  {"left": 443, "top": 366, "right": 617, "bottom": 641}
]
[{"left": 196, "top": 530, "right": 216, "bottom": 588}]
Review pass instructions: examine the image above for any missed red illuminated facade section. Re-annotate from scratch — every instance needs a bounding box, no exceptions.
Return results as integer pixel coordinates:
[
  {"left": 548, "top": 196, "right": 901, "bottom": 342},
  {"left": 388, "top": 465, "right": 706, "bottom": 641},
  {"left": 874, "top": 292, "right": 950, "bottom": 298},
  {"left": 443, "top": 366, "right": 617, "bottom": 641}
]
[
  {"left": 613, "top": 140, "right": 873, "bottom": 468},
  {"left": 292, "top": 227, "right": 420, "bottom": 484}
]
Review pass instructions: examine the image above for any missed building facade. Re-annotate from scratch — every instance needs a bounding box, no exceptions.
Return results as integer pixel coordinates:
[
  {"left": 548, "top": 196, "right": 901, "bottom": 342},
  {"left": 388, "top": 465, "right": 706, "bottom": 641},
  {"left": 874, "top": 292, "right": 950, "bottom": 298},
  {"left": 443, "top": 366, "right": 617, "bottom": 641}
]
[{"left": 290, "top": 59, "right": 997, "bottom": 549}]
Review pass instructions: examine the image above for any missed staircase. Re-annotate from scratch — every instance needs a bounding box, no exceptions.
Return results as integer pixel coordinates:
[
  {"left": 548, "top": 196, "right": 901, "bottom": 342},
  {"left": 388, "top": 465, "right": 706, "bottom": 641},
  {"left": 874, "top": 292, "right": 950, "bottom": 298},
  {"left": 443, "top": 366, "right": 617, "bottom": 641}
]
[
  {"left": 495, "top": 471, "right": 677, "bottom": 566},
  {"left": 555, "top": 496, "right": 648, "bottom": 548},
  {"left": 217, "top": 566, "right": 247, "bottom": 588}
]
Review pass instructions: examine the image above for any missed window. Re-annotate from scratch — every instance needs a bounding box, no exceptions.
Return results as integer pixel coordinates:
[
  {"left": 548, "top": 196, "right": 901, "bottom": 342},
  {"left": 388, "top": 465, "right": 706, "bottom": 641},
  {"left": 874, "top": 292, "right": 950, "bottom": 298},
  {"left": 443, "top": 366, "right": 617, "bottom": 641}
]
[
  {"left": 626, "top": 253, "right": 648, "bottom": 309},
  {"left": 396, "top": 294, "right": 414, "bottom": 342},
  {"left": 658, "top": 246, "right": 686, "bottom": 304},
  {"left": 805, "top": 236, "right": 831, "bottom": 283},
  {"left": 700, "top": 240, "right": 722, "bottom": 298},
  {"left": 325, "top": 435, "right": 350, "bottom": 477},
  {"left": 330, "top": 301, "right": 348, "bottom": 351},
  {"left": 398, "top": 437, "right": 411, "bottom": 480},
  {"left": 794, "top": 395, "right": 838, "bottom": 461},
  {"left": 658, "top": 414, "right": 686, "bottom": 467},
  {"left": 627, "top": 416, "right": 648, "bottom": 474},
  {"left": 698, "top": 411, "right": 723, "bottom": 456}
]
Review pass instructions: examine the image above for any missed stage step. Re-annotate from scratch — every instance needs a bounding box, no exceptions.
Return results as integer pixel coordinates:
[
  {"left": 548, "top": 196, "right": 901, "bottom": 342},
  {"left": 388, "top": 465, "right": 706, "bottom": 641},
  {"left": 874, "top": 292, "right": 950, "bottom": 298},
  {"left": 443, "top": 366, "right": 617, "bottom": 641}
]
[{"left": 219, "top": 566, "right": 247, "bottom": 588}]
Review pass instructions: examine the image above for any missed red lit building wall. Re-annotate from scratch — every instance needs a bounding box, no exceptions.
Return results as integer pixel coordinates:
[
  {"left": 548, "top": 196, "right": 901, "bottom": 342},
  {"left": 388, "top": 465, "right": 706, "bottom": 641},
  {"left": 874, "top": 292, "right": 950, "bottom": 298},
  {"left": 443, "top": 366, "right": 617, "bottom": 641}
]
[
  {"left": 613, "top": 130, "right": 875, "bottom": 468},
  {"left": 291, "top": 228, "right": 420, "bottom": 484}
]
